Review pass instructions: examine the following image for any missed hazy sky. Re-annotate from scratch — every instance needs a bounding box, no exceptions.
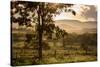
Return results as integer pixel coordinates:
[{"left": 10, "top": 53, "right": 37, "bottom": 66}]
[{"left": 53, "top": 5, "right": 97, "bottom": 22}]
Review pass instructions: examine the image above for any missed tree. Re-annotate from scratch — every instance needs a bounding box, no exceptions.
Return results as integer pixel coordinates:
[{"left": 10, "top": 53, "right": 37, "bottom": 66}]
[{"left": 11, "top": 1, "right": 76, "bottom": 62}]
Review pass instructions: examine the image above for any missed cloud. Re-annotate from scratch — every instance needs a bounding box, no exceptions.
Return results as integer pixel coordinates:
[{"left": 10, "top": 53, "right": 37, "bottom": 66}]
[
  {"left": 82, "top": 5, "right": 97, "bottom": 21},
  {"left": 69, "top": 5, "right": 97, "bottom": 22},
  {"left": 71, "top": 5, "right": 90, "bottom": 15}
]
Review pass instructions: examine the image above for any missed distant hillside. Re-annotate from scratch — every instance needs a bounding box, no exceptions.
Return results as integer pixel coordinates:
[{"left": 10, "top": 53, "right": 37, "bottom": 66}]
[
  {"left": 54, "top": 20, "right": 97, "bottom": 34},
  {"left": 82, "top": 28, "right": 97, "bottom": 33}
]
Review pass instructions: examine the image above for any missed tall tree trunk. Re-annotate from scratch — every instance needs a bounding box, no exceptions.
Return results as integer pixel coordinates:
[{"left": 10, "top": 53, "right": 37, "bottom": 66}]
[
  {"left": 38, "top": 17, "right": 43, "bottom": 61},
  {"left": 37, "top": 5, "right": 43, "bottom": 61},
  {"left": 37, "top": 2, "right": 46, "bottom": 62}
]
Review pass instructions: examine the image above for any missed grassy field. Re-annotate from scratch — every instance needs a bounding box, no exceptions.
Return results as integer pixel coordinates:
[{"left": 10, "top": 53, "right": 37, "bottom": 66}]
[{"left": 11, "top": 30, "right": 97, "bottom": 66}]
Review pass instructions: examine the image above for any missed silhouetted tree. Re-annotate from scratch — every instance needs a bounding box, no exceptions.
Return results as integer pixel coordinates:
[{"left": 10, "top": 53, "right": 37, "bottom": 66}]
[{"left": 11, "top": 1, "right": 76, "bottom": 62}]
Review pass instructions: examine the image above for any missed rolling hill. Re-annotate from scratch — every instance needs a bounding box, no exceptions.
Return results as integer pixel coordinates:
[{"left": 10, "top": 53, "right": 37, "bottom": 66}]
[{"left": 54, "top": 20, "right": 97, "bottom": 34}]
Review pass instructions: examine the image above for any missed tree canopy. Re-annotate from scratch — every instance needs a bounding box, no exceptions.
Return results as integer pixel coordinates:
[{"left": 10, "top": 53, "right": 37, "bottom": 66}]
[{"left": 11, "top": 1, "right": 76, "bottom": 61}]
